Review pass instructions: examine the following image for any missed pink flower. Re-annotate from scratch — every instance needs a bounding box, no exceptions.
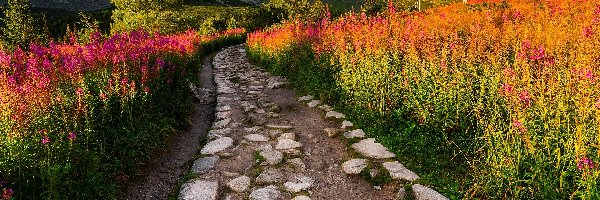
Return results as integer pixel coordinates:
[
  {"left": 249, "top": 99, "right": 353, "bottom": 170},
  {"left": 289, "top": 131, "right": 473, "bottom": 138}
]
[
  {"left": 512, "top": 120, "right": 526, "bottom": 133},
  {"left": 519, "top": 90, "right": 531, "bottom": 106},
  {"left": 76, "top": 88, "right": 84, "bottom": 96},
  {"left": 2, "top": 188, "right": 13, "bottom": 200},
  {"left": 68, "top": 132, "right": 76, "bottom": 141},
  {"left": 501, "top": 83, "right": 513, "bottom": 95},
  {"left": 578, "top": 157, "right": 595, "bottom": 170},
  {"left": 41, "top": 136, "right": 50, "bottom": 145},
  {"left": 100, "top": 92, "right": 107, "bottom": 100}
]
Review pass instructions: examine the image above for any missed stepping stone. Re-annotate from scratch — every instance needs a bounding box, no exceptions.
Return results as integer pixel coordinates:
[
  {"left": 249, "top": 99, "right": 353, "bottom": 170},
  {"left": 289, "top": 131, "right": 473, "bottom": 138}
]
[
  {"left": 342, "top": 159, "right": 368, "bottom": 174},
  {"left": 266, "top": 124, "right": 294, "bottom": 131},
  {"left": 245, "top": 134, "right": 270, "bottom": 142},
  {"left": 277, "top": 132, "right": 296, "bottom": 141},
  {"left": 344, "top": 129, "right": 366, "bottom": 139},
  {"left": 284, "top": 176, "right": 314, "bottom": 193},
  {"left": 227, "top": 176, "right": 251, "bottom": 193},
  {"left": 325, "top": 111, "right": 345, "bottom": 119},
  {"left": 216, "top": 111, "right": 231, "bottom": 120},
  {"left": 341, "top": 121, "right": 354, "bottom": 130},
  {"left": 192, "top": 156, "right": 219, "bottom": 174},
  {"left": 201, "top": 137, "right": 234, "bottom": 155},
  {"left": 244, "top": 126, "right": 262, "bottom": 134},
  {"left": 323, "top": 128, "right": 340, "bottom": 137},
  {"left": 255, "top": 168, "right": 284, "bottom": 184},
  {"left": 249, "top": 185, "right": 281, "bottom": 200},
  {"left": 292, "top": 196, "right": 311, "bottom": 200},
  {"left": 382, "top": 161, "right": 419, "bottom": 181},
  {"left": 217, "top": 105, "right": 232, "bottom": 112},
  {"left": 412, "top": 184, "right": 449, "bottom": 200},
  {"left": 307, "top": 100, "right": 320, "bottom": 108},
  {"left": 275, "top": 139, "right": 303, "bottom": 150},
  {"left": 351, "top": 138, "right": 395, "bottom": 159},
  {"left": 212, "top": 118, "right": 231, "bottom": 129},
  {"left": 207, "top": 128, "right": 232, "bottom": 140},
  {"left": 178, "top": 180, "right": 218, "bottom": 200},
  {"left": 397, "top": 188, "right": 406, "bottom": 199},
  {"left": 260, "top": 149, "right": 283, "bottom": 165},
  {"left": 298, "top": 95, "right": 314, "bottom": 102}
]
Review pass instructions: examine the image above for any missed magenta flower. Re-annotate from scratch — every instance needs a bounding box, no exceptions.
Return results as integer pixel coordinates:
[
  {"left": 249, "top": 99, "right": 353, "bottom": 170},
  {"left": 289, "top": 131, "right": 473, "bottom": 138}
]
[
  {"left": 76, "top": 88, "right": 84, "bottom": 96},
  {"left": 519, "top": 90, "right": 531, "bottom": 106},
  {"left": 41, "top": 136, "right": 50, "bottom": 145},
  {"left": 2, "top": 188, "right": 13, "bottom": 200},
  {"left": 578, "top": 157, "right": 595, "bottom": 170},
  {"left": 68, "top": 132, "right": 76, "bottom": 141}
]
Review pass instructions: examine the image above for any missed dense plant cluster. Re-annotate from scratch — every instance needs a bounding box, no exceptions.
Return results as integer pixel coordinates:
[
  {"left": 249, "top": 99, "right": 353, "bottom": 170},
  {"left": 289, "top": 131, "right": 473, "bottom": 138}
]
[
  {"left": 0, "top": 28, "right": 244, "bottom": 199},
  {"left": 248, "top": 0, "right": 600, "bottom": 198}
]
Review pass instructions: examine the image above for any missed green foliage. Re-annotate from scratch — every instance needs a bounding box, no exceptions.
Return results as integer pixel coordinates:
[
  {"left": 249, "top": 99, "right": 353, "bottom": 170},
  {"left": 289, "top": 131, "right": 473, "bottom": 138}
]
[
  {"left": 111, "top": 0, "right": 183, "bottom": 11},
  {"left": 261, "top": 0, "right": 328, "bottom": 22},
  {"left": 1, "top": 0, "right": 46, "bottom": 49}
]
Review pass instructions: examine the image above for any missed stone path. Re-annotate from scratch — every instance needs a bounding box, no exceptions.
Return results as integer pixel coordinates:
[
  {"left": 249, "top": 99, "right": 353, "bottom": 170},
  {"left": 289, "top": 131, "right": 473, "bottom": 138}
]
[{"left": 178, "top": 45, "right": 448, "bottom": 200}]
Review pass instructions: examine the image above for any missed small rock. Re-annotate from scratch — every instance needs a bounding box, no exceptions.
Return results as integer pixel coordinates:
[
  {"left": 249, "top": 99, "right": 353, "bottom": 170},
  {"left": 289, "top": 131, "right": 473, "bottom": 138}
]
[
  {"left": 397, "top": 188, "right": 406, "bottom": 200},
  {"left": 288, "top": 158, "right": 306, "bottom": 172},
  {"left": 267, "top": 130, "right": 284, "bottom": 138},
  {"left": 217, "top": 105, "right": 232, "bottom": 112},
  {"left": 307, "top": 100, "right": 320, "bottom": 108},
  {"left": 212, "top": 118, "right": 231, "bottom": 129},
  {"left": 266, "top": 124, "right": 294, "bottom": 131},
  {"left": 323, "top": 128, "right": 340, "bottom": 137},
  {"left": 344, "top": 129, "right": 366, "bottom": 139},
  {"left": 283, "top": 149, "right": 303, "bottom": 157},
  {"left": 325, "top": 111, "right": 345, "bottom": 119},
  {"left": 227, "top": 176, "right": 251, "bottom": 193},
  {"left": 201, "top": 137, "right": 234, "bottom": 155},
  {"left": 191, "top": 156, "right": 219, "bottom": 174},
  {"left": 318, "top": 104, "right": 333, "bottom": 111},
  {"left": 244, "top": 126, "right": 262, "bottom": 134},
  {"left": 341, "top": 121, "right": 354, "bottom": 130},
  {"left": 351, "top": 138, "right": 396, "bottom": 159},
  {"left": 412, "top": 184, "right": 449, "bottom": 200},
  {"left": 178, "top": 180, "right": 218, "bottom": 200},
  {"left": 260, "top": 149, "right": 284, "bottom": 165},
  {"left": 256, "top": 144, "right": 273, "bottom": 152},
  {"left": 284, "top": 176, "right": 314, "bottom": 193},
  {"left": 249, "top": 185, "right": 281, "bottom": 200},
  {"left": 298, "top": 95, "right": 314, "bottom": 102},
  {"left": 256, "top": 169, "right": 284, "bottom": 184},
  {"left": 276, "top": 139, "right": 303, "bottom": 150},
  {"left": 341, "top": 159, "right": 368, "bottom": 174},
  {"left": 277, "top": 132, "right": 296, "bottom": 141},
  {"left": 382, "top": 161, "right": 419, "bottom": 181},
  {"left": 374, "top": 186, "right": 382, "bottom": 190},
  {"left": 245, "top": 134, "right": 270, "bottom": 142},
  {"left": 292, "top": 195, "right": 311, "bottom": 200},
  {"left": 216, "top": 111, "right": 231, "bottom": 120}
]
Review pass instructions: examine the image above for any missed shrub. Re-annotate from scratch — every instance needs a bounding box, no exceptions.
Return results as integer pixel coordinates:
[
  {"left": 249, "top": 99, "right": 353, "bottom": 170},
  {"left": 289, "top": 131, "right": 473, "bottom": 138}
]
[{"left": 1, "top": 0, "right": 46, "bottom": 49}]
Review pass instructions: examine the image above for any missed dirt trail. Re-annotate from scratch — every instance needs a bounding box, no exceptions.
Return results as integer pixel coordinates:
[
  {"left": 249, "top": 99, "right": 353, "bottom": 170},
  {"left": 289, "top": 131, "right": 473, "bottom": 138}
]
[
  {"left": 177, "top": 45, "right": 410, "bottom": 200},
  {"left": 124, "top": 54, "right": 217, "bottom": 200}
]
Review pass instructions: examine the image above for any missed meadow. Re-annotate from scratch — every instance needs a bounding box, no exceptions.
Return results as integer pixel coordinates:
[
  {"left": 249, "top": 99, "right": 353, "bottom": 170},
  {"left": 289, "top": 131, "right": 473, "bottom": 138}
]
[{"left": 248, "top": 0, "right": 600, "bottom": 198}]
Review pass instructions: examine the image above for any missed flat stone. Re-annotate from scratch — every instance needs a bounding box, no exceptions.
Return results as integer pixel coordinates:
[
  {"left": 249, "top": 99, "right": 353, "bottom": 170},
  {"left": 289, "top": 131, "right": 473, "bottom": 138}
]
[
  {"left": 249, "top": 185, "right": 281, "bottom": 200},
  {"left": 287, "top": 158, "right": 306, "bottom": 172},
  {"left": 216, "top": 111, "right": 231, "bottom": 120},
  {"left": 201, "top": 137, "right": 234, "bottom": 155},
  {"left": 298, "top": 95, "right": 314, "bottom": 102},
  {"left": 397, "top": 188, "right": 406, "bottom": 200},
  {"left": 207, "top": 128, "right": 232, "bottom": 140},
  {"left": 277, "top": 132, "right": 296, "bottom": 141},
  {"left": 284, "top": 176, "right": 314, "bottom": 193},
  {"left": 212, "top": 118, "right": 231, "bottom": 129},
  {"left": 292, "top": 196, "right": 311, "bottom": 200},
  {"left": 351, "top": 138, "right": 395, "bottom": 159},
  {"left": 266, "top": 124, "right": 294, "bottom": 131},
  {"left": 245, "top": 134, "right": 270, "bottom": 142},
  {"left": 227, "top": 176, "right": 251, "bottom": 193},
  {"left": 344, "top": 129, "right": 366, "bottom": 139},
  {"left": 191, "top": 156, "right": 219, "bottom": 174},
  {"left": 341, "top": 159, "right": 368, "bottom": 174},
  {"left": 178, "top": 180, "right": 218, "bottom": 200},
  {"left": 412, "top": 184, "right": 449, "bottom": 200},
  {"left": 341, "top": 121, "right": 354, "bottom": 130},
  {"left": 323, "top": 128, "right": 340, "bottom": 137},
  {"left": 260, "top": 149, "right": 284, "bottom": 165},
  {"left": 244, "top": 126, "right": 263, "bottom": 134},
  {"left": 217, "top": 105, "right": 232, "bottom": 112},
  {"left": 255, "top": 168, "right": 283, "bottom": 184},
  {"left": 276, "top": 139, "right": 303, "bottom": 150},
  {"left": 307, "top": 100, "right": 320, "bottom": 108},
  {"left": 382, "top": 161, "right": 419, "bottom": 181},
  {"left": 325, "top": 111, "right": 345, "bottom": 119}
]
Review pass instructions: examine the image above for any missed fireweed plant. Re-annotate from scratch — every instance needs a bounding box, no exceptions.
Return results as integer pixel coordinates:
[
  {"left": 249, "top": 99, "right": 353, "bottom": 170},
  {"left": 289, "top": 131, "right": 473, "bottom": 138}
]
[
  {"left": 0, "top": 28, "right": 245, "bottom": 199},
  {"left": 248, "top": 0, "right": 600, "bottom": 198}
]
